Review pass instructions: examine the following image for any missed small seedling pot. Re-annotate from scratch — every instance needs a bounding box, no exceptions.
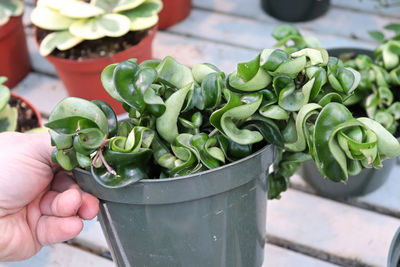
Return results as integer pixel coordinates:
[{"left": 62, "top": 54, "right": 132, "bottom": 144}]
[
  {"left": 73, "top": 144, "right": 274, "bottom": 267},
  {"left": 158, "top": 0, "right": 192, "bottom": 29},
  {"left": 0, "top": 15, "right": 31, "bottom": 88},
  {"left": 388, "top": 227, "right": 400, "bottom": 267},
  {"left": 10, "top": 92, "right": 43, "bottom": 128},
  {"left": 35, "top": 27, "right": 157, "bottom": 114},
  {"left": 261, "top": 0, "right": 330, "bottom": 22},
  {"left": 299, "top": 157, "right": 396, "bottom": 198}
]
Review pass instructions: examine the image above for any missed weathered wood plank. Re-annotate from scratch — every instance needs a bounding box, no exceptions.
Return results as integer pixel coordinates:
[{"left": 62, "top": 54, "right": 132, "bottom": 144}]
[
  {"left": 291, "top": 160, "right": 400, "bottom": 218},
  {"left": 193, "top": 0, "right": 400, "bottom": 43},
  {"left": 72, "top": 220, "right": 109, "bottom": 253},
  {"left": 267, "top": 189, "right": 400, "bottom": 266},
  {"left": 168, "top": 9, "right": 375, "bottom": 51},
  {"left": 12, "top": 73, "right": 68, "bottom": 118},
  {"left": 0, "top": 243, "right": 114, "bottom": 267},
  {"left": 332, "top": 0, "right": 400, "bottom": 18},
  {"left": 264, "top": 244, "right": 340, "bottom": 267},
  {"left": 71, "top": 218, "right": 341, "bottom": 267}
]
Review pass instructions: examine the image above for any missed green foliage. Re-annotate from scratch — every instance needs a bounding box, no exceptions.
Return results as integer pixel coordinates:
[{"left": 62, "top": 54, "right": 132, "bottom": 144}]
[
  {"left": 32, "top": 0, "right": 162, "bottom": 56},
  {"left": 47, "top": 43, "right": 400, "bottom": 199},
  {"left": 0, "top": 77, "right": 17, "bottom": 133},
  {"left": 0, "top": 0, "right": 23, "bottom": 26}
]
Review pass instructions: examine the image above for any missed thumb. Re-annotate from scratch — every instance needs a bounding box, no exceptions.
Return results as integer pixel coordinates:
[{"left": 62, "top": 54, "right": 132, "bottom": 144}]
[{"left": 28, "top": 132, "right": 55, "bottom": 167}]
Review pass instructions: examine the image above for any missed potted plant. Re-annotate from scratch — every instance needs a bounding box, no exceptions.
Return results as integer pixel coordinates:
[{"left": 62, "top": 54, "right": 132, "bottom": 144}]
[
  {"left": 31, "top": 0, "right": 163, "bottom": 114},
  {"left": 45, "top": 46, "right": 400, "bottom": 265},
  {"left": 260, "top": 0, "right": 330, "bottom": 22},
  {"left": 0, "top": 0, "right": 31, "bottom": 88},
  {"left": 271, "top": 25, "right": 400, "bottom": 198},
  {"left": 0, "top": 77, "right": 42, "bottom": 132}
]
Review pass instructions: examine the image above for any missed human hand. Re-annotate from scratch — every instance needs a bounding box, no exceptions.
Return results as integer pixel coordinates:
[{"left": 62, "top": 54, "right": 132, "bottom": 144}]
[{"left": 0, "top": 132, "right": 99, "bottom": 261}]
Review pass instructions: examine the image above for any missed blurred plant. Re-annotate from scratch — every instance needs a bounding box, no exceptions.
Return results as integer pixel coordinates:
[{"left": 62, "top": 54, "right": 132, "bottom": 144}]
[
  {"left": 31, "top": 0, "right": 162, "bottom": 56},
  {"left": 0, "top": 0, "right": 23, "bottom": 26},
  {"left": 271, "top": 25, "right": 321, "bottom": 54},
  {"left": 0, "top": 77, "right": 17, "bottom": 132}
]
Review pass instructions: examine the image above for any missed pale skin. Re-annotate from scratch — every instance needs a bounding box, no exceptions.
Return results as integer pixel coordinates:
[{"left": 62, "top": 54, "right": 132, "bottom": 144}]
[{"left": 0, "top": 132, "right": 99, "bottom": 261}]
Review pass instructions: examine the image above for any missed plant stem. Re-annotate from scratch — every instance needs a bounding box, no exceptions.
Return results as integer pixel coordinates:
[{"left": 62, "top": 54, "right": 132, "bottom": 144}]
[
  {"left": 91, "top": 136, "right": 116, "bottom": 175},
  {"left": 99, "top": 149, "right": 117, "bottom": 175},
  {"left": 209, "top": 129, "right": 219, "bottom": 137}
]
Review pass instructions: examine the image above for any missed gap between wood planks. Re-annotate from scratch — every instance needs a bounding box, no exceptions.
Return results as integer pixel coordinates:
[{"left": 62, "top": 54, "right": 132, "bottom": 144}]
[
  {"left": 290, "top": 181, "right": 400, "bottom": 219},
  {"left": 266, "top": 235, "right": 369, "bottom": 267},
  {"left": 66, "top": 240, "right": 113, "bottom": 262}
]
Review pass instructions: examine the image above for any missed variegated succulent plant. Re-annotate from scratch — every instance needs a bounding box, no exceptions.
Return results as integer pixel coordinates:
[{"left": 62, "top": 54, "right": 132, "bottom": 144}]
[
  {"left": 31, "top": 0, "right": 162, "bottom": 56},
  {"left": 0, "top": 77, "right": 17, "bottom": 132},
  {"left": 0, "top": 0, "right": 23, "bottom": 26}
]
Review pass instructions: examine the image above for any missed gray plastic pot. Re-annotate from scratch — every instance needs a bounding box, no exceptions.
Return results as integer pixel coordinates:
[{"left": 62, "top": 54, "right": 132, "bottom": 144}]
[
  {"left": 299, "top": 157, "right": 396, "bottom": 198},
  {"left": 388, "top": 227, "right": 400, "bottom": 267},
  {"left": 73, "top": 144, "right": 274, "bottom": 267}
]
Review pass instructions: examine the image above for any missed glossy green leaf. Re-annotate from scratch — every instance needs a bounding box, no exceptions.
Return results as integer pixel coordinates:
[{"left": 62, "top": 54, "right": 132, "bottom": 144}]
[
  {"left": 285, "top": 103, "right": 321, "bottom": 152},
  {"left": 220, "top": 93, "right": 263, "bottom": 145},
  {"left": 313, "top": 103, "right": 353, "bottom": 181},
  {"left": 92, "top": 148, "right": 152, "bottom": 188},
  {"left": 46, "top": 97, "right": 109, "bottom": 135},
  {"left": 156, "top": 83, "right": 191, "bottom": 143},
  {"left": 55, "top": 149, "right": 78, "bottom": 171},
  {"left": 242, "top": 114, "right": 284, "bottom": 147},
  {"left": 156, "top": 56, "right": 194, "bottom": 89},
  {"left": 229, "top": 54, "right": 271, "bottom": 92},
  {"left": 216, "top": 135, "right": 252, "bottom": 162},
  {"left": 92, "top": 100, "right": 118, "bottom": 137},
  {"left": 192, "top": 63, "right": 221, "bottom": 83}
]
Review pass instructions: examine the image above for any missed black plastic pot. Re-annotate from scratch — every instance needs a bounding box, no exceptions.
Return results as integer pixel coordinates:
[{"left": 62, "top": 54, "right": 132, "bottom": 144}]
[
  {"left": 328, "top": 47, "right": 373, "bottom": 59},
  {"left": 388, "top": 227, "right": 400, "bottom": 267},
  {"left": 299, "top": 157, "right": 396, "bottom": 198},
  {"left": 73, "top": 145, "right": 274, "bottom": 267},
  {"left": 261, "top": 0, "right": 330, "bottom": 22}
]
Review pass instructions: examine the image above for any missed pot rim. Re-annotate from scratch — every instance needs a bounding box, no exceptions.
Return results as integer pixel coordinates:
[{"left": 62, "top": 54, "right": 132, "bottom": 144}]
[
  {"left": 33, "top": 25, "right": 157, "bottom": 66},
  {"left": 10, "top": 92, "right": 43, "bottom": 128},
  {"left": 74, "top": 143, "right": 274, "bottom": 184},
  {"left": 326, "top": 47, "right": 374, "bottom": 57},
  {"left": 388, "top": 227, "right": 400, "bottom": 267}
]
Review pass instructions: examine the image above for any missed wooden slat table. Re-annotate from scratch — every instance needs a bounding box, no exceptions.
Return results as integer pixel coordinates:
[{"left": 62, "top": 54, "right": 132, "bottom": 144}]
[{"left": 2, "top": 0, "right": 400, "bottom": 266}]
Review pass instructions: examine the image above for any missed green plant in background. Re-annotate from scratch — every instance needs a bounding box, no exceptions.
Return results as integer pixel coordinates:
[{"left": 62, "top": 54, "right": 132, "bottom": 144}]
[
  {"left": 0, "top": 0, "right": 23, "bottom": 26},
  {"left": 31, "top": 0, "right": 162, "bottom": 56},
  {"left": 271, "top": 25, "right": 322, "bottom": 54},
  {"left": 0, "top": 77, "right": 17, "bottom": 132},
  {"left": 268, "top": 24, "right": 400, "bottom": 196},
  {"left": 46, "top": 46, "right": 400, "bottom": 199}
]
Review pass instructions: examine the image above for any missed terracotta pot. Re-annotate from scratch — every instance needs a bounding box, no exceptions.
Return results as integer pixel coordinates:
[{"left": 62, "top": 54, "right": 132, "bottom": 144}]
[
  {"left": 0, "top": 15, "right": 31, "bottom": 88},
  {"left": 35, "top": 27, "right": 157, "bottom": 114},
  {"left": 10, "top": 92, "right": 43, "bottom": 129},
  {"left": 159, "top": 0, "right": 192, "bottom": 29}
]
